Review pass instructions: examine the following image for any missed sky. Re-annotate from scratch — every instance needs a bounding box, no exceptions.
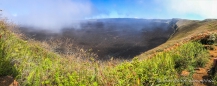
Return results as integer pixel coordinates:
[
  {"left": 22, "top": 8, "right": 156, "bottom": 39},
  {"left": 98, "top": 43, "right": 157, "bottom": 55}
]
[{"left": 0, "top": 0, "right": 217, "bottom": 30}]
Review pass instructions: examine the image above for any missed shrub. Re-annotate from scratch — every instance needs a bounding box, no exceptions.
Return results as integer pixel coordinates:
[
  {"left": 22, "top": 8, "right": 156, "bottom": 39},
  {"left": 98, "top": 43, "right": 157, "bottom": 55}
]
[
  {"left": 200, "top": 34, "right": 216, "bottom": 45},
  {"left": 194, "top": 52, "right": 209, "bottom": 67},
  {"left": 173, "top": 42, "right": 209, "bottom": 71}
]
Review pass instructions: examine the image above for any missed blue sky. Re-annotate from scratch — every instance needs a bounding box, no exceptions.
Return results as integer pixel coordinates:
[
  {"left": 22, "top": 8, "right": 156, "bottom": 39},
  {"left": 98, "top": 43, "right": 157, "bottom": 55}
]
[
  {"left": 0, "top": 0, "right": 217, "bottom": 29},
  {"left": 90, "top": 0, "right": 161, "bottom": 19}
]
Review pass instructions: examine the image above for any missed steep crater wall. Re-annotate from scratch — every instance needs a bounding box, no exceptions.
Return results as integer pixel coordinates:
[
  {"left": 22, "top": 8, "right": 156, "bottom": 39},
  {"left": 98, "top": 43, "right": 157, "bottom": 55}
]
[{"left": 19, "top": 18, "right": 179, "bottom": 60}]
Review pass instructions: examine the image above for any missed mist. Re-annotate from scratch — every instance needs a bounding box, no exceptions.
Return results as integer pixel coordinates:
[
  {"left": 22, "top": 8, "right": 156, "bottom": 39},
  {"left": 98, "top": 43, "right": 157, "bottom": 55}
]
[
  {"left": 18, "top": 18, "right": 179, "bottom": 59},
  {"left": 0, "top": 0, "right": 94, "bottom": 31}
]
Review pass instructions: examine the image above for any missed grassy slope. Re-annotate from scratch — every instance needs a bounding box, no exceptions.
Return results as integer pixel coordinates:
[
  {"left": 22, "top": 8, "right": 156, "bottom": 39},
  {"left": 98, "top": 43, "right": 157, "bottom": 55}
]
[
  {"left": 0, "top": 19, "right": 216, "bottom": 85},
  {"left": 138, "top": 19, "right": 217, "bottom": 60},
  {"left": 0, "top": 20, "right": 98, "bottom": 85}
]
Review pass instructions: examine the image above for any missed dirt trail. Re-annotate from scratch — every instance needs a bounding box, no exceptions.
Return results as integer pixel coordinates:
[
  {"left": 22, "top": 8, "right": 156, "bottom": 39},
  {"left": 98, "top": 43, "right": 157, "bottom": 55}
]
[
  {"left": 0, "top": 76, "right": 18, "bottom": 86},
  {"left": 193, "top": 45, "right": 217, "bottom": 86}
]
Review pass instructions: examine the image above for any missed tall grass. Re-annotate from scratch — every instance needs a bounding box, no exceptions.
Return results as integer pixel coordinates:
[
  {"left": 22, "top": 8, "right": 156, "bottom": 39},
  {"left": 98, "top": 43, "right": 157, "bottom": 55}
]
[
  {"left": 0, "top": 19, "right": 98, "bottom": 85},
  {"left": 174, "top": 42, "right": 209, "bottom": 72},
  {"left": 0, "top": 19, "right": 210, "bottom": 85},
  {"left": 102, "top": 42, "right": 209, "bottom": 85}
]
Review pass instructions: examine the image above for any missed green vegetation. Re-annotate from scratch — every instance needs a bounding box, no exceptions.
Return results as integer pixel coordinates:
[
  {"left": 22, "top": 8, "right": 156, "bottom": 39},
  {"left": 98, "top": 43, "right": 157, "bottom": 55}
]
[
  {"left": 207, "top": 34, "right": 216, "bottom": 45},
  {"left": 0, "top": 19, "right": 97, "bottom": 85},
  {"left": 0, "top": 19, "right": 211, "bottom": 85},
  {"left": 175, "top": 42, "right": 209, "bottom": 71},
  {"left": 104, "top": 42, "right": 209, "bottom": 85}
]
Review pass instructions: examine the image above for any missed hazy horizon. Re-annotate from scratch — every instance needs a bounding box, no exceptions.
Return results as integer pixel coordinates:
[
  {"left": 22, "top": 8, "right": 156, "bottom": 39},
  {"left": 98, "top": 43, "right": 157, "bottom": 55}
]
[{"left": 1, "top": 0, "right": 217, "bottom": 30}]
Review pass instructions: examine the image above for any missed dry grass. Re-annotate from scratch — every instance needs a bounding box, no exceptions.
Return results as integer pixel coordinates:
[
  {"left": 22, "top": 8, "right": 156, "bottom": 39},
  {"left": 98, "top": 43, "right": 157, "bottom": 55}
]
[{"left": 138, "top": 19, "right": 217, "bottom": 60}]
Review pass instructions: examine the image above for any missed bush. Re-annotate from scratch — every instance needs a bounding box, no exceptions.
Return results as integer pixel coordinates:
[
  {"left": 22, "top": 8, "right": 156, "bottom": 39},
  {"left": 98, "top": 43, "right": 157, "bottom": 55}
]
[
  {"left": 200, "top": 34, "right": 216, "bottom": 45},
  {"left": 173, "top": 54, "right": 189, "bottom": 72},
  {"left": 195, "top": 51, "right": 209, "bottom": 67},
  {"left": 173, "top": 42, "right": 209, "bottom": 71}
]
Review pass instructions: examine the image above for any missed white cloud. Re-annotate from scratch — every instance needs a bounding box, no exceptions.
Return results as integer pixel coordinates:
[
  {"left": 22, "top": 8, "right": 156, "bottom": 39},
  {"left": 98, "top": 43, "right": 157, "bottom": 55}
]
[
  {"left": 87, "top": 11, "right": 130, "bottom": 19},
  {"left": 0, "top": 0, "right": 93, "bottom": 30},
  {"left": 163, "top": 0, "right": 217, "bottom": 19}
]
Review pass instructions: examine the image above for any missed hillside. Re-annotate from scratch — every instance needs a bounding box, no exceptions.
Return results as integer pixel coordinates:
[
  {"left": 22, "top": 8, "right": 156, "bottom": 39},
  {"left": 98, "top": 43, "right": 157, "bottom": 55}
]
[
  {"left": 20, "top": 18, "right": 217, "bottom": 60},
  {"left": 138, "top": 19, "right": 217, "bottom": 59},
  {"left": 1, "top": 18, "right": 217, "bottom": 86},
  {"left": 19, "top": 18, "right": 179, "bottom": 60}
]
